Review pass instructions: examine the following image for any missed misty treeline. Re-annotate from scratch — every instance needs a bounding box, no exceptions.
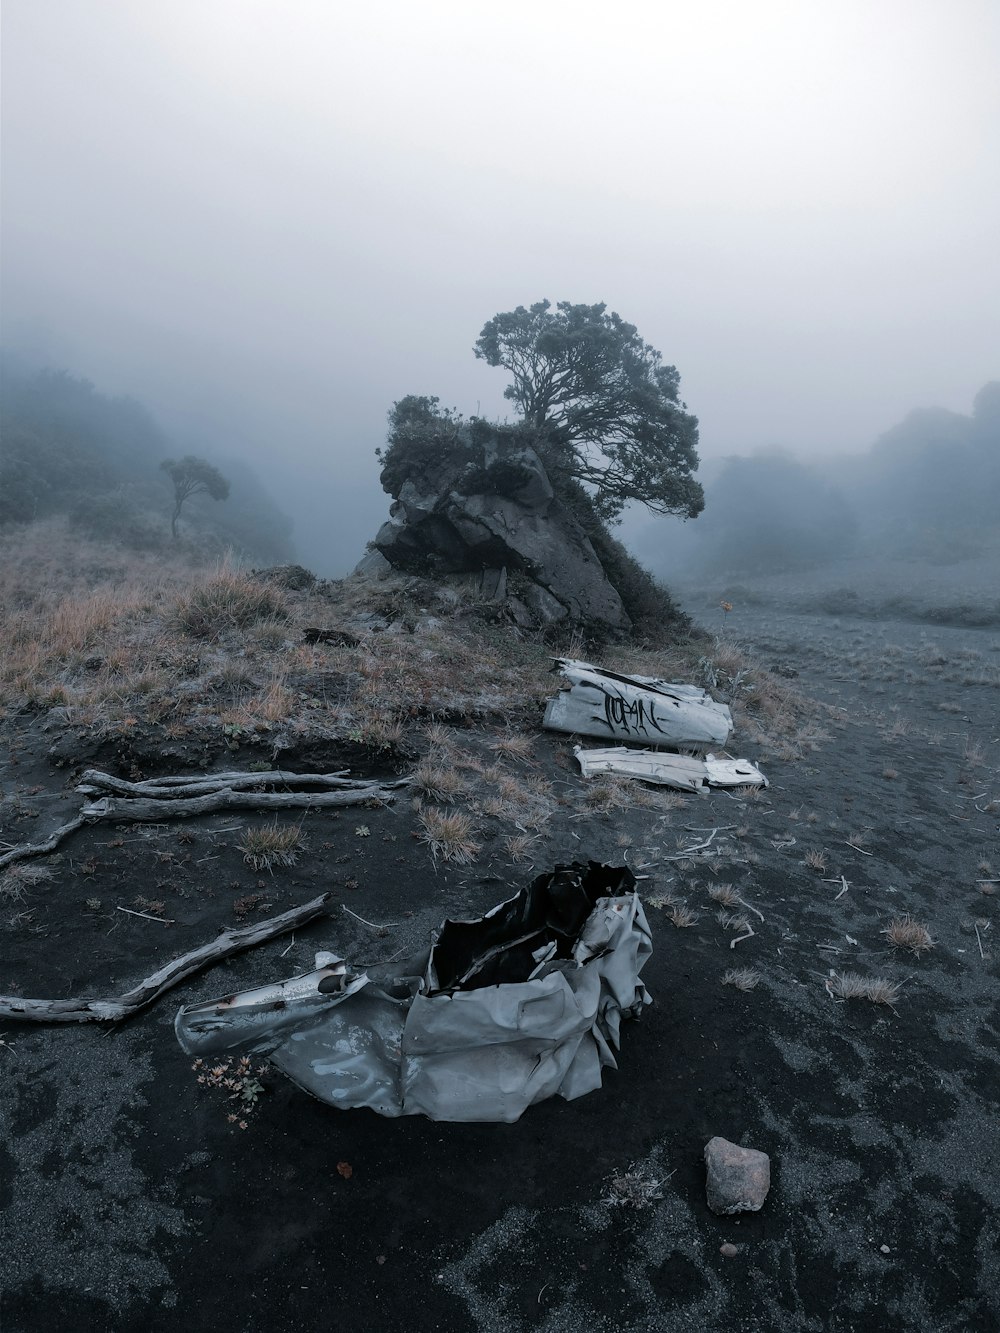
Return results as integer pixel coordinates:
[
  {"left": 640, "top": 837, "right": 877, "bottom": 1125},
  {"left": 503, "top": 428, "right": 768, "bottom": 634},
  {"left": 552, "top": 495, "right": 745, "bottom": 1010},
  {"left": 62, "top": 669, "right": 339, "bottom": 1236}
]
[
  {"left": 0, "top": 359, "right": 294, "bottom": 562},
  {"left": 641, "top": 382, "right": 1000, "bottom": 579}
]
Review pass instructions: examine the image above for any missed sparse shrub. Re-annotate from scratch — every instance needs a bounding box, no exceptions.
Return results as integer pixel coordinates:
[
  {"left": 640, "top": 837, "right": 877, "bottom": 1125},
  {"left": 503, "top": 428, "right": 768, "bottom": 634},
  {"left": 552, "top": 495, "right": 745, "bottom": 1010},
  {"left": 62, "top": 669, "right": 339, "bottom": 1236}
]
[
  {"left": 882, "top": 916, "right": 934, "bottom": 956},
  {"left": 239, "top": 821, "right": 304, "bottom": 871}
]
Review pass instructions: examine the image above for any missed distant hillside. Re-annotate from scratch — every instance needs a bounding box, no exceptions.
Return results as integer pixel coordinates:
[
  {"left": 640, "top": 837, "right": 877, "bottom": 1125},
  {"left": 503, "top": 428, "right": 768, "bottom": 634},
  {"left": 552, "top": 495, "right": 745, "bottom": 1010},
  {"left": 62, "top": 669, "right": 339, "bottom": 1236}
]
[{"left": 0, "top": 360, "right": 294, "bottom": 563}]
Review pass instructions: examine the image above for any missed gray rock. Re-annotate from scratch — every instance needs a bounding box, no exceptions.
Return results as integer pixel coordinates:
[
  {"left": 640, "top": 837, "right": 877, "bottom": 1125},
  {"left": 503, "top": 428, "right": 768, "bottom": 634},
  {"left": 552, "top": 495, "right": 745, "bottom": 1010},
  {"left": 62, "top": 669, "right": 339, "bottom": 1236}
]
[
  {"left": 370, "top": 440, "right": 629, "bottom": 633},
  {"left": 704, "top": 1137, "right": 771, "bottom": 1215}
]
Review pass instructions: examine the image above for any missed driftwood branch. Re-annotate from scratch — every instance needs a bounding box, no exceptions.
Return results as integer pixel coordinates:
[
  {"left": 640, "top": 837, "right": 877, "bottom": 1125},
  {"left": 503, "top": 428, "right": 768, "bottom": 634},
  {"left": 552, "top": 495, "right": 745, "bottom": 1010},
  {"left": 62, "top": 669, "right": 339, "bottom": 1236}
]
[
  {"left": 0, "top": 816, "right": 87, "bottom": 870},
  {"left": 80, "top": 781, "right": 407, "bottom": 823},
  {"left": 0, "top": 893, "right": 332, "bottom": 1024},
  {"left": 0, "top": 770, "right": 409, "bottom": 868},
  {"left": 76, "top": 769, "right": 360, "bottom": 798}
]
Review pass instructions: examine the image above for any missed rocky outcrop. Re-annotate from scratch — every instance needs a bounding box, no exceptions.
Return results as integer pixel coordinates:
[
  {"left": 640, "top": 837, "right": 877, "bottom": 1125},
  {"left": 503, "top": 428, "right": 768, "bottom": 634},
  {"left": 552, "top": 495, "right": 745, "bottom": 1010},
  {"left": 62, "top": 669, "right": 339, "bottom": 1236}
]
[{"left": 367, "top": 443, "right": 629, "bottom": 632}]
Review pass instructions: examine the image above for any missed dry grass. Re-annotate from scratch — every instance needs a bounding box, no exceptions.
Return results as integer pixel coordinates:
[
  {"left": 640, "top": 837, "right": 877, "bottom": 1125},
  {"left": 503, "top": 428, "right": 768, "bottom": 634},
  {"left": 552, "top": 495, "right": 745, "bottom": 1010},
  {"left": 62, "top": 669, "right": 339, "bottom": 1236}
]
[
  {"left": 490, "top": 732, "right": 534, "bottom": 762},
  {"left": 417, "top": 807, "right": 481, "bottom": 864},
  {"left": 411, "top": 761, "right": 469, "bottom": 804},
  {"left": 238, "top": 821, "right": 304, "bottom": 871},
  {"left": 804, "top": 850, "right": 828, "bottom": 873},
  {"left": 669, "top": 904, "right": 698, "bottom": 928},
  {"left": 826, "top": 971, "right": 902, "bottom": 1007},
  {"left": 882, "top": 916, "right": 935, "bottom": 956},
  {"left": 0, "top": 863, "right": 56, "bottom": 900},
  {"left": 708, "top": 884, "right": 741, "bottom": 908},
  {"left": 172, "top": 568, "right": 289, "bottom": 638},
  {"left": 722, "top": 967, "right": 761, "bottom": 991},
  {"left": 503, "top": 831, "right": 541, "bottom": 863},
  {"left": 717, "top": 910, "right": 751, "bottom": 933}
]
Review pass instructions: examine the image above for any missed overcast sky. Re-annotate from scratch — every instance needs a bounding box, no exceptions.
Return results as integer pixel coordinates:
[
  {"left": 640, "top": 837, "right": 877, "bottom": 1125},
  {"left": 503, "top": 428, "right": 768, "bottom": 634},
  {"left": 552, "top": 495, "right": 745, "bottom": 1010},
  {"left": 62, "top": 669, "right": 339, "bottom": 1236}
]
[{"left": 3, "top": 0, "right": 998, "bottom": 572}]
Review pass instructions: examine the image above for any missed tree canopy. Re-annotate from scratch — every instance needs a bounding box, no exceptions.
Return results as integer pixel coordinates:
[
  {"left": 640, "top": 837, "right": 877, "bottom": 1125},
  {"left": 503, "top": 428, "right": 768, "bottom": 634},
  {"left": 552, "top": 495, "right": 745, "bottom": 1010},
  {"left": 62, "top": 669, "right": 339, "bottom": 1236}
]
[
  {"left": 474, "top": 300, "right": 703, "bottom": 522},
  {"left": 160, "top": 455, "right": 230, "bottom": 538}
]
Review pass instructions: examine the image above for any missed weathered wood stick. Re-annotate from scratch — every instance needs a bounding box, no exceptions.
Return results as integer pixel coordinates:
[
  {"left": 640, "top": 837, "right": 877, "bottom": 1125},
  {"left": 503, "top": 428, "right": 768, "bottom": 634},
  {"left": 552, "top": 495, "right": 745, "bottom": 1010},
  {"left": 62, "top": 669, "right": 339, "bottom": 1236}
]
[
  {"left": 0, "top": 816, "right": 87, "bottom": 870},
  {"left": 0, "top": 893, "right": 332, "bottom": 1023},
  {"left": 80, "top": 781, "right": 407, "bottom": 823},
  {"left": 77, "top": 769, "right": 362, "bottom": 799}
]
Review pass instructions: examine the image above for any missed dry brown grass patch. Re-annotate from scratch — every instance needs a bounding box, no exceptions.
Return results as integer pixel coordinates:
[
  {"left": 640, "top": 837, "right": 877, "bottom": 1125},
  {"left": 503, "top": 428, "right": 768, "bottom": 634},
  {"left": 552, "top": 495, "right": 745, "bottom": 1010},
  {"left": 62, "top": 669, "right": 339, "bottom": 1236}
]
[
  {"left": 826, "top": 971, "right": 902, "bottom": 1007},
  {"left": 417, "top": 808, "right": 481, "bottom": 864},
  {"left": 882, "top": 916, "right": 934, "bottom": 956},
  {"left": 722, "top": 967, "right": 761, "bottom": 991},
  {"left": 411, "top": 762, "right": 469, "bottom": 804},
  {"left": 239, "top": 821, "right": 304, "bottom": 871}
]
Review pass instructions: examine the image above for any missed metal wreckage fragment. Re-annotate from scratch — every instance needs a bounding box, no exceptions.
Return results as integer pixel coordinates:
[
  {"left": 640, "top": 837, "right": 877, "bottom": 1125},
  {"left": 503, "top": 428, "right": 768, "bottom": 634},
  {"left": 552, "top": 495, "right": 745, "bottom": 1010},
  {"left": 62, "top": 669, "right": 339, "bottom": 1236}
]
[
  {"left": 542, "top": 659, "right": 733, "bottom": 749},
  {"left": 175, "top": 862, "right": 652, "bottom": 1123},
  {"left": 573, "top": 747, "right": 768, "bottom": 793}
]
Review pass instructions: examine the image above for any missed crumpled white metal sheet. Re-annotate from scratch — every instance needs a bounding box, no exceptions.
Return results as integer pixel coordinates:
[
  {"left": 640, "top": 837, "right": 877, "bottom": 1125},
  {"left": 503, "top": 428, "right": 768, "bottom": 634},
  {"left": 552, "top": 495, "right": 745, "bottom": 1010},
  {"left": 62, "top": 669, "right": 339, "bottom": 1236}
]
[
  {"left": 573, "top": 746, "right": 768, "bottom": 792},
  {"left": 543, "top": 659, "right": 732, "bottom": 749},
  {"left": 175, "top": 862, "right": 652, "bottom": 1123}
]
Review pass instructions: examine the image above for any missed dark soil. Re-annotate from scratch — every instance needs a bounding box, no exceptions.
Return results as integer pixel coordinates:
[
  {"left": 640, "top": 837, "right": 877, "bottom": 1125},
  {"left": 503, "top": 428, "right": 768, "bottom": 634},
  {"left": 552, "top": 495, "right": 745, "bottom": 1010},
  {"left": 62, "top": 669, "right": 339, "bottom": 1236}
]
[{"left": 1, "top": 605, "right": 998, "bottom": 1332}]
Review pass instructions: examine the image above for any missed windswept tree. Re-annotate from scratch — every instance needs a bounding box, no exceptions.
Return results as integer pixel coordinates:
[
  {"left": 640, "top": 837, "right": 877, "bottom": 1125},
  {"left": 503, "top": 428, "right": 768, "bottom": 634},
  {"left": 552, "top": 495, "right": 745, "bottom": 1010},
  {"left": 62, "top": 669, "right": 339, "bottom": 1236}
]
[
  {"left": 160, "top": 455, "right": 229, "bottom": 538},
  {"left": 474, "top": 300, "right": 703, "bottom": 522}
]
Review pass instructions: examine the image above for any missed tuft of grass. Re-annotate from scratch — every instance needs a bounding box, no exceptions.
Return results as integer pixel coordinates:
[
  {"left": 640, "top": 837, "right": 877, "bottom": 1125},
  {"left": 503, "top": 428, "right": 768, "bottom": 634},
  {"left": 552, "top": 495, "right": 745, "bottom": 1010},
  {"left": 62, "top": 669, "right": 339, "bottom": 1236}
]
[
  {"left": 717, "top": 910, "right": 751, "bottom": 933},
  {"left": 417, "top": 808, "right": 481, "bottom": 865},
  {"left": 882, "top": 767, "right": 898, "bottom": 780},
  {"left": 503, "top": 831, "right": 540, "bottom": 863},
  {"left": 708, "top": 884, "right": 741, "bottom": 908},
  {"left": 882, "top": 916, "right": 934, "bottom": 956},
  {"left": 804, "top": 850, "right": 827, "bottom": 873},
  {"left": 604, "top": 1169, "right": 664, "bottom": 1209},
  {"left": 173, "top": 568, "right": 289, "bottom": 639},
  {"left": 826, "top": 971, "right": 902, "bottom": 1007},
  {"left": 669, "top": 904, "right": 698, "bottom": 928},
  {"left": 238, "top": 821, "right": 304, "bottom": 871},
  {"left": 489, "top": 732, "right": 534, "bottom": 762},
  {"left": 722, "top": 967, "right": 761, "bottom": 991},
  {"left": 411, "top": 761, "right": 469, "bottom": 804},
  {"left": 0, "top": 864, "right": 55, "bottom": 900}
]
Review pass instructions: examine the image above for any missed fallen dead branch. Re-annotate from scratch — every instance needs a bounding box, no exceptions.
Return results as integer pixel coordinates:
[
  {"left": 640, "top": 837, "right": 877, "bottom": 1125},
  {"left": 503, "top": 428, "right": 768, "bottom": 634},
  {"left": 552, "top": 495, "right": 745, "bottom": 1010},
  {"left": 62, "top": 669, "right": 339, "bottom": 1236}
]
[
  {"left": 76, "top": 768, "right": 356, "bottom": 798},
  {"left": 0, "top": 816, "right": 87, "bottom": 870},
  {"left": 0, "top": 772, "right": 409, "bottom": 868},
  {"left": 0, "top": 894, "right": 332, "bottom": 1024}
]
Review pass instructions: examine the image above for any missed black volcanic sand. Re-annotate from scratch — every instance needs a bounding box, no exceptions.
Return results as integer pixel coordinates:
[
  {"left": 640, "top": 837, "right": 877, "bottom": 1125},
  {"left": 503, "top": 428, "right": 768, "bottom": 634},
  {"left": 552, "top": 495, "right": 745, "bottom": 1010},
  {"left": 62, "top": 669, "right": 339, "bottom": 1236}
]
[{"left": 1, "top": 608, "right": 998, "bottom": 1333}]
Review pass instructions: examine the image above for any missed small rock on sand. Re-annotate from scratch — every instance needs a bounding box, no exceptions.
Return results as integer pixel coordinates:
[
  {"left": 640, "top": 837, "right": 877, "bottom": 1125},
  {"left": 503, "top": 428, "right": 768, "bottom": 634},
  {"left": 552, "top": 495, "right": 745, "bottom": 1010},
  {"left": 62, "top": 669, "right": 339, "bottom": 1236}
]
[{"left": 704, "top": 1137, "right": 771, "bottom": 1215}]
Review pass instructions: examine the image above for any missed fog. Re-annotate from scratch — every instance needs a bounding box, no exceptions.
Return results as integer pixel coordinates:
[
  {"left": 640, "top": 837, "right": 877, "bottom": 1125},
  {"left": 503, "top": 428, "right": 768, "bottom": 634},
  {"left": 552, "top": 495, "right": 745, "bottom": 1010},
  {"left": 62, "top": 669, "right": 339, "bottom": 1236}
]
[{"left": 2, "top": 0, "right": 998, "bottom": 574}]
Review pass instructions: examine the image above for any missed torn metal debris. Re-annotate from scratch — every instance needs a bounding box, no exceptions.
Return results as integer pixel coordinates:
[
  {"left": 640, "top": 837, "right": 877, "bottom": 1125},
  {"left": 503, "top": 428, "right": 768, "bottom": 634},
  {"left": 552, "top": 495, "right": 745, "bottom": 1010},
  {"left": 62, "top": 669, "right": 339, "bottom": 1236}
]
[
  {"left": 543, "top": 659, "right": 732, "bottom": 749},
  {"left": 573, "top": 746, "right": 768, "bottom": 793},
  {"left": 175, "top": 862, "right": 651, "bottom": 1123}
]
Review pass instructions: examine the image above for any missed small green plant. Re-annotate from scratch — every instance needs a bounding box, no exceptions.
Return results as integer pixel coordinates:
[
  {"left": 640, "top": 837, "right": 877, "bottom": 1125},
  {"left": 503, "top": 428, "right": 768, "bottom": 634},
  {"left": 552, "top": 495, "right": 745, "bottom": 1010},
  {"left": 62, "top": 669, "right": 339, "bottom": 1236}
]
[{"left": 192, "top": 1055, "right": 268, "bottom": 1128}]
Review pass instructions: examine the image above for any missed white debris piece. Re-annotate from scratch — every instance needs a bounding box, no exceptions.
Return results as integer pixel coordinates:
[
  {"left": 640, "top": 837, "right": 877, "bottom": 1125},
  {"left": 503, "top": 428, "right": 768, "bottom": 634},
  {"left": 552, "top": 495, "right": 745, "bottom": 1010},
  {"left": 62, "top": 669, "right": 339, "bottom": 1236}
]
[
  {"left": 574, "top": 746, "right": 767, "bottom": 793},
  {"left": 543, "top": 659, "right": 733, "bottom": 749}
]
